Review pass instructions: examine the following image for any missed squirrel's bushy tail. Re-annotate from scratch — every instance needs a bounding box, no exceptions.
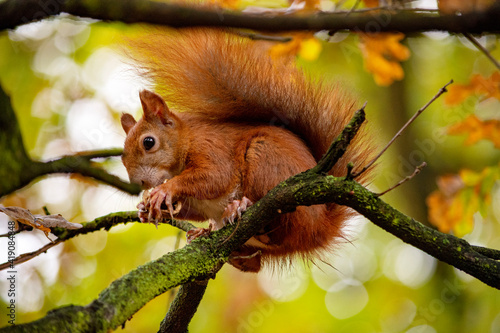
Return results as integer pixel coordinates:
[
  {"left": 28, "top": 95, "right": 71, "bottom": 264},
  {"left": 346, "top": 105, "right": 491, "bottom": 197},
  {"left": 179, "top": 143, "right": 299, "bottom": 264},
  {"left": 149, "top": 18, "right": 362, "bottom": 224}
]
[{"left": 126, "top": 28, "right": 372, "bottom": 179}]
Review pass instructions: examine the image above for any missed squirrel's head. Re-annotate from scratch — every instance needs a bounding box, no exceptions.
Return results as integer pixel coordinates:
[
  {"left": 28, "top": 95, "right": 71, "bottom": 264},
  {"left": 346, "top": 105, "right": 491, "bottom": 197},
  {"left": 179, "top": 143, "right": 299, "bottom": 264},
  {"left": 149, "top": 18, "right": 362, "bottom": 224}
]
[{"left": 121, "top": 90, "right": 185, "bottom": 189}]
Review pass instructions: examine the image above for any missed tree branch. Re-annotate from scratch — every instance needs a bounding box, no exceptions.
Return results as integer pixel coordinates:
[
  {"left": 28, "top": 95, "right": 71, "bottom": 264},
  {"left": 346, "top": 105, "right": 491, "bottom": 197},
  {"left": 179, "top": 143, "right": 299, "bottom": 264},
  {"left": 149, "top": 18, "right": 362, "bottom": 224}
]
[
  {"left": 471, "top": 245, "right": 500, "bottom": 260},
  {"left": 3, "top": 108, "right": 499, "bottom": 332},
  {"left": 311, "top": 103, "right": 366, "bottom": 175},
  {"left": 1, "top": 0, "right": 500, "bottom": 33},
  {"left": 463, "top": 32, "right": 500, "bottom": 71},
  {"left": 0, "top": 211, "right": 195, "bottom": 271},
  {"left": 0, "top": 84, "right": 141, "bottom": 197},
  {"left": 31, "top": 151, "right": 141, "bottom": 195},
  {"left": 159, "top": 280, "right": 209, "bottom": 333}
]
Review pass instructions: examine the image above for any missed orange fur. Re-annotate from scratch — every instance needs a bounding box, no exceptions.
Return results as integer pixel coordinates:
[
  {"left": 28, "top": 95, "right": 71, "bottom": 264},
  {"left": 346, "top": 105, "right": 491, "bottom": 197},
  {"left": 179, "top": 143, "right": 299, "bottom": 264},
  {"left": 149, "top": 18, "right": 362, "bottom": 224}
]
[{"left": 121, "top": 28, "right": 373, "bottom": 272}]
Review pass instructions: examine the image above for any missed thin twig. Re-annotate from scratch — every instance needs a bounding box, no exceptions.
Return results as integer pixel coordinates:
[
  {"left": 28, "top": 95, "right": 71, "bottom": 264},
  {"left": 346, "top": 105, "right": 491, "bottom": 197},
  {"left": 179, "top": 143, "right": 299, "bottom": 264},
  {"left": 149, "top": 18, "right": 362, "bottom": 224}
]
[
  {"left": 236, "top": 31, "right": 292, "bottom": 43},
  {"left": 0, "top": 223, "right": 32, "bottom": 238},
  {"left": 345, "top": 0, "right": 362, "bottom": 16},
  {"left": 0, "top": 239, "right": 63, "bottom": 270},
  {"left": 74, "top": 148, "right": 123, "bottom": 159},
  {"left": 352, "top": 80, "right": 453, "bottom": 178},
  {"left": 463, "top": 32, "right": 500, "bottom": 71},
  {"left": 328, "top": 7, "right": 440, "bottom": 15},
  {"left": 377, "top": 162, "right": 427, "bottom": 196}
]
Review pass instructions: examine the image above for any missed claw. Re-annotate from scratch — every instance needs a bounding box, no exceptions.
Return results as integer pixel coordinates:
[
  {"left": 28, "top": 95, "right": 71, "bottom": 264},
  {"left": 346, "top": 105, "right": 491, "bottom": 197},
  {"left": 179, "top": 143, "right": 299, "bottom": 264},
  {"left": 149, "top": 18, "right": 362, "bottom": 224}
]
[
  {"left": 147, "top": 207, "right": 154, "bottom": 224},
  {"left": 222, "top": 197, "right": 253, "bottom": 226},
  {"left": 169, "top": 201, "right": 182, "bottom": 216},
  {"left": 137, "top": 201, "right": 149, "bottom": 223},
  {"left": 186, "top": 223, "right": 213, "bottom": 243},
  {"left": 138, "top": 182, "right": 182, "bottom": 226}
]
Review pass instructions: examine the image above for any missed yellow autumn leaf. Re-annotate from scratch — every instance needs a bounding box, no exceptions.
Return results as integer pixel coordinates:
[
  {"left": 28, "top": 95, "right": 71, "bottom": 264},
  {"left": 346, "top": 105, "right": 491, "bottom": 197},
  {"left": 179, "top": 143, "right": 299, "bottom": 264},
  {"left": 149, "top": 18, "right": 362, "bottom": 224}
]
[
  {"left": 426, "top": 174, "right": 463, "bottom": 233},
  {"left": 298, "top": 37, "right": 322, "bottom": 61},
  {"left": 445, "top": 72, "right": 500, "bottom": 105},
  {"left": 358, "top": 33, "right": 410, "bottom": 86},
  {"left": 448, "top": 114, "right": 500, "bottom": 148},
  {"left": 269, "top": 33, "right": 322, "bottom": 61},
  {"left": 427, "top": 166, "right": 499, "bottom": 236},
  {"left": 269, "top": 37, "right": 302, "bottom": 60}
]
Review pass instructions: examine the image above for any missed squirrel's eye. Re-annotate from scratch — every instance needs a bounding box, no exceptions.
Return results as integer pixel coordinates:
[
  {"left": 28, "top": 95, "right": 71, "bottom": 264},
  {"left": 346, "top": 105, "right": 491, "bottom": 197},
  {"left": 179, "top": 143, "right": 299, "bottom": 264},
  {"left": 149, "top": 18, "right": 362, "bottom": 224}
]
[{"left": 143, "top": 136, "right": 155, "bottom": 151}]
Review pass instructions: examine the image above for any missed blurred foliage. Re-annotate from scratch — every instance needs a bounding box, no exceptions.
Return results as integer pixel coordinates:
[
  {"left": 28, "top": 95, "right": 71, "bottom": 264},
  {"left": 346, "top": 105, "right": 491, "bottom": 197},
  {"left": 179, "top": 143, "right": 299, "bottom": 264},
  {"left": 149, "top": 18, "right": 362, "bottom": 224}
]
[{"left": 1, "top": 0, "right": 500, "bottom": 332}]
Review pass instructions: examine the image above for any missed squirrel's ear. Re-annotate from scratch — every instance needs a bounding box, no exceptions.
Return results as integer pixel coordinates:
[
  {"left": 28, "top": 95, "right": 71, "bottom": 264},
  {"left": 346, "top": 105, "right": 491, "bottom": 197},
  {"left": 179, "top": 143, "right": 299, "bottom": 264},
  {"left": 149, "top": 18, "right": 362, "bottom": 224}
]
[
  {"left": 139, "top": 90, "right": 174, "bottom": 126},
  {"left": 121, "top": 113, "right": 136, "bottom": 134}
]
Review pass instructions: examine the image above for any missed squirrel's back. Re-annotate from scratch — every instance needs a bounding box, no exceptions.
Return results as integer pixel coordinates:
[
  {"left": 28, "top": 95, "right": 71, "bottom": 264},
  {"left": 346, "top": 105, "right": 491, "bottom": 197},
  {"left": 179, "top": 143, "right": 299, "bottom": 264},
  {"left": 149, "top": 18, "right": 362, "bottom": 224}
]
[{"left": 126, "top": 28, "right": 371, "bottom": 180}]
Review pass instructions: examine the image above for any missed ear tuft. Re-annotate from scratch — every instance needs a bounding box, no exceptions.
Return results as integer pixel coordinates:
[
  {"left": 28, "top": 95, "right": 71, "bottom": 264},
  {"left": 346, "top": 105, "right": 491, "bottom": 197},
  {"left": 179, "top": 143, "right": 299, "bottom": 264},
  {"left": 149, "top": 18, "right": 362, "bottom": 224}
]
[
  {"left": 121, "top": 113, "right": 137, "bottom": 134},
  {"left": 139, "top": 90, "right": 173, "bottom": 125}
]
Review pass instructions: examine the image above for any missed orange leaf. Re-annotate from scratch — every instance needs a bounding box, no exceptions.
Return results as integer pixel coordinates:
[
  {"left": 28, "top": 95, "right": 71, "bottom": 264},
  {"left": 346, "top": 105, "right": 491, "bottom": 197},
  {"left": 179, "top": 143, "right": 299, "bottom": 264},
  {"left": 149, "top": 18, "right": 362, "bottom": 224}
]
[
  {"left": 269, "top": 32, "right": 322, "bottom": 61},
  {"left": 438, "top": 0, "right": 496, "bottom": 14},
  {"left": 427, "top": 166, "right": 500, "bottom": 236},
  {"left": 362, "top": 0, "right": 379, "bottom": 8},
  {"left": 209, "top": 0, "right": 240, "bottom": 9},
  {"left": 445, "top": 72, "right": 500, "bottom": 105},
  {"left": 358, "top": 33, "right": 410, "bottom": 86},
  {"left": 426, "top": 174, "right": 464, "bottom": 234},
  {"left": 448, "top": 115, "right": 500, "bottom": 148}
]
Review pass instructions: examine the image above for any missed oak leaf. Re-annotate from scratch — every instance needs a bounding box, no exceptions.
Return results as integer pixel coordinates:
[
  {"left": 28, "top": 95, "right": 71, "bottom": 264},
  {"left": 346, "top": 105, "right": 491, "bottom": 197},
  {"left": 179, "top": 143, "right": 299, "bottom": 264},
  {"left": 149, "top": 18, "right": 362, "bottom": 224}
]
[
  {"left": 426, "top": 166, "right": 498, "bottom": 236},
  {"left": 211, "top": 0, "right": 240, "bottom": 9},
  {"left": 362, "top": 0, "right": 379, "bottom": 7},
  {"left": 269, "top": 32, "right": 322, "bottom": 61},
  {"left": 438, "top": 0, "right": 496, "bottom": 14},
  {"left": 445, "top": 72, "right": 500, "bottom": 105},
  {"left": 267, "top": 0, "right": 322, "bottom": 61},
  {"left": 358, "top": 33, "right": 410, "bottom": 86},
  {"left": 448, "top": 115, "right": 500, "bottom": 148}
]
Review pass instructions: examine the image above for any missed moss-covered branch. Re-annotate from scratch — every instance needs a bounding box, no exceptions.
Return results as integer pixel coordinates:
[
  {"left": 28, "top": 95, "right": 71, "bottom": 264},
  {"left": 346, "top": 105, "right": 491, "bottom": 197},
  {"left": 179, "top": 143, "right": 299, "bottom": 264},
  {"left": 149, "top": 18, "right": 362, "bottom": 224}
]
[
  {"left": 159, "top": 280, "right": 209, "bottom": 333},
  {"left": 0, "top": 211, "right": 195, "bottom": 271},
  {"left": 0, "top": 218, "right": 236, "bottom": 332},
  {"left": 0, "top": 84, "right": 141, "bottom": 198},
  {"left": 1, "top": 0, "right": 500, "bottom": 33},
  {"left": 5, "top": 170, "right": 499, "bottom": 331},
  {"left": 292, "top": 177, "right": 500, "bottom": 288},
  {"left": 2, "top": 105, "right": 499, "bottom": 332},
  {"left": 311, "top": 106, "right": 366, "bottom": 175}
]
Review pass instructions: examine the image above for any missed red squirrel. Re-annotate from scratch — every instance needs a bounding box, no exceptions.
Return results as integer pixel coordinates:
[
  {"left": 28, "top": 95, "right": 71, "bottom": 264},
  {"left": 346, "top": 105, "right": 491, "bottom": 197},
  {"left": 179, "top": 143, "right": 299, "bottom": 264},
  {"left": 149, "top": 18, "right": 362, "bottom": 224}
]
[{"left": 120, "top": 28, "right": 372, "bottom": 272}]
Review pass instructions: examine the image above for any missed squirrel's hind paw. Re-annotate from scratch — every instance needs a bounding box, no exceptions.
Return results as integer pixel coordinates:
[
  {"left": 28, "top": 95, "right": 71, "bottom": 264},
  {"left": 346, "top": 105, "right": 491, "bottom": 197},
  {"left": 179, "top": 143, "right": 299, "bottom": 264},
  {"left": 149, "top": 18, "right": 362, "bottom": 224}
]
[
  {"left": 222, "top": 197, "right": 253, "bottom": 225},
  {"left": 186, "top": 224, "right": 213, "bottom": 243}
]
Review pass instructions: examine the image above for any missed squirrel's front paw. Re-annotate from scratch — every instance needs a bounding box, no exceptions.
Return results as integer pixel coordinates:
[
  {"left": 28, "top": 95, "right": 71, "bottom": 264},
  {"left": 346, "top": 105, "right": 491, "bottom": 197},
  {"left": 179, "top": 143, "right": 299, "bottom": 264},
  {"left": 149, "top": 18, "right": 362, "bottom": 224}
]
[{"left": 141, "top": 182, "right": 182, "bottom": 225}]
